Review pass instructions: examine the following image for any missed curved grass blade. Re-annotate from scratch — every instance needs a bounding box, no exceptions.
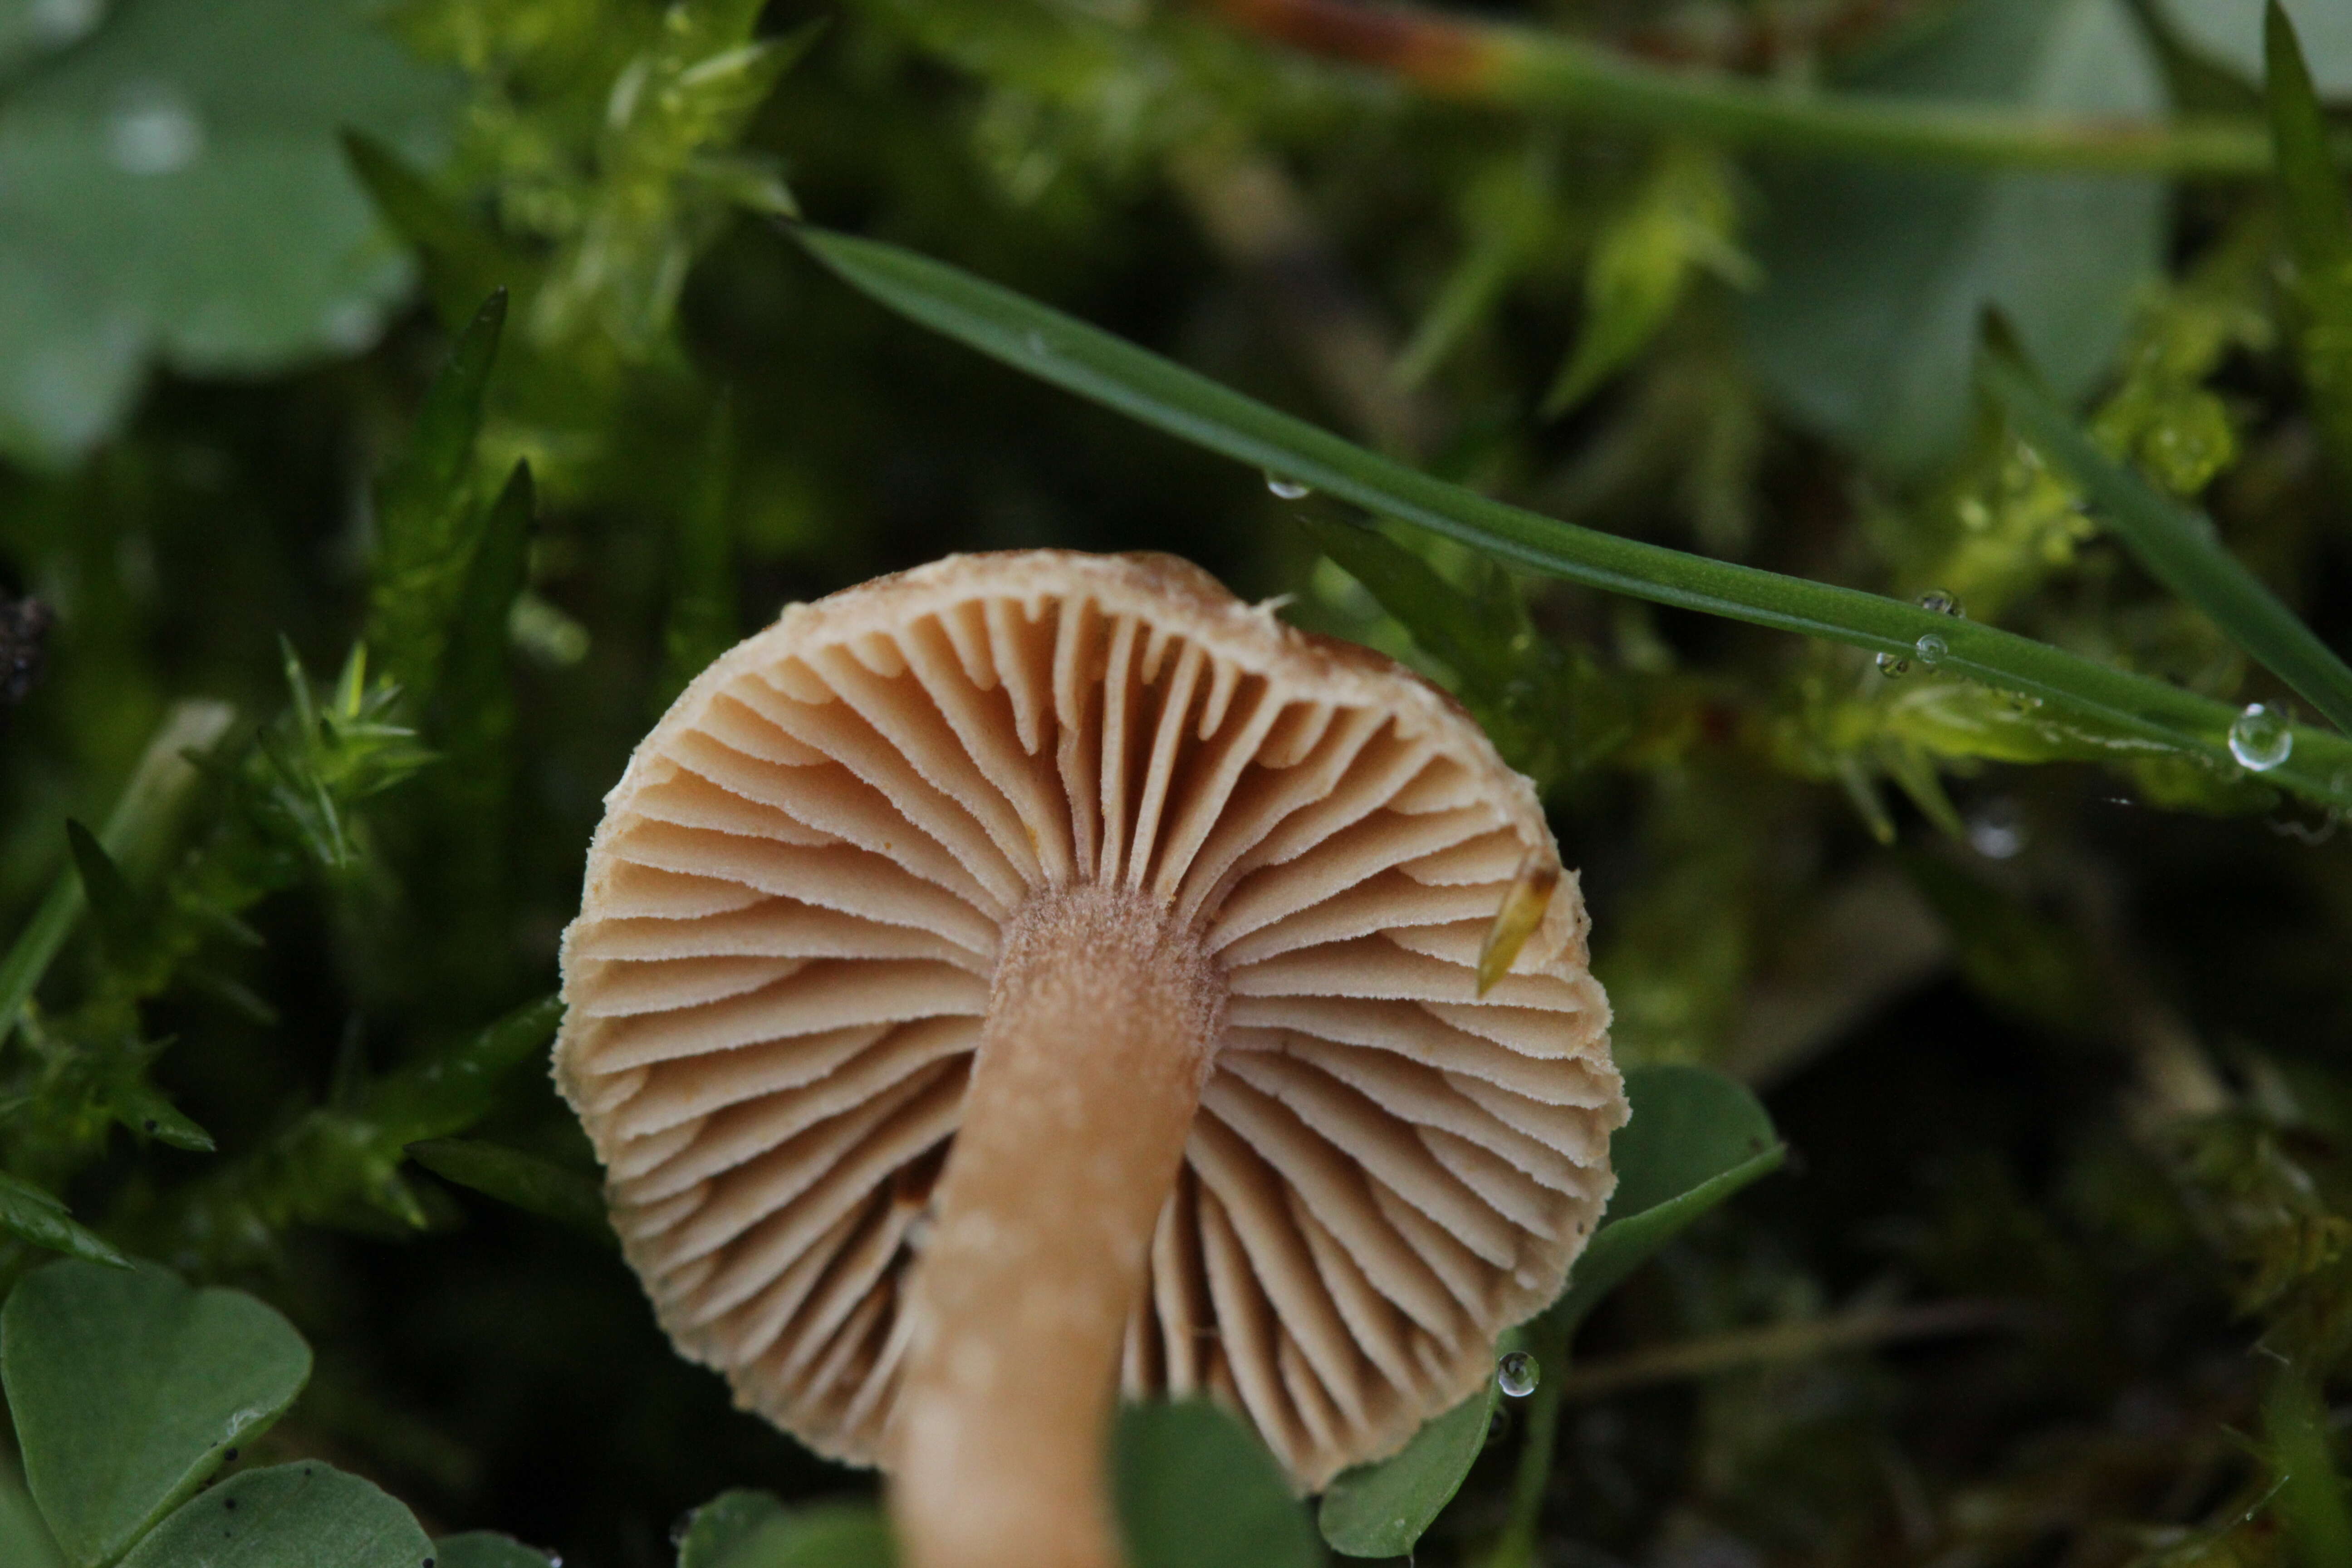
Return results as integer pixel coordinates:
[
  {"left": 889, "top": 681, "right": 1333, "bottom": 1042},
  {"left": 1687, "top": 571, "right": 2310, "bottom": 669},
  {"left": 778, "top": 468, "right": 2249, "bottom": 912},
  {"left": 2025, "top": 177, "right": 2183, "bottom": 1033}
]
[
  {"left": 790, "top": 225, "right": 2352, "bottom": 807},
  {"left": 1980, "top": 341, "right": 2352, "bottom": 735}
]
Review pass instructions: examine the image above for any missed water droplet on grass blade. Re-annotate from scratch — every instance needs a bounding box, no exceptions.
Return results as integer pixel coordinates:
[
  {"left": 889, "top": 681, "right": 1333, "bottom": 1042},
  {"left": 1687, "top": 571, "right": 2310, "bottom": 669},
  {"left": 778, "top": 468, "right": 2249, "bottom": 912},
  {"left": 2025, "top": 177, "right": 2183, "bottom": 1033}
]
[
  {"left": 2228, "top": 703, "right": 2293, "bottom": 772},
  {"left": 1264, "top": 473, "right": 1313, "bottom": 500},
  {"left": 1966, "top": 799, "right": 2026, "bottom": 860},
  {"left": 1877, "top": 652, "right": 1909, "bottom": 677},
  {"left": 1497, "top": 1350, "right": 1539, "bottom": 1396},
  {"left": 1915, "top": 634, "right": 1948, "bottom": 667},
  {"left": 1917, "top": 590, "right": 1965, "bottom": 617}
]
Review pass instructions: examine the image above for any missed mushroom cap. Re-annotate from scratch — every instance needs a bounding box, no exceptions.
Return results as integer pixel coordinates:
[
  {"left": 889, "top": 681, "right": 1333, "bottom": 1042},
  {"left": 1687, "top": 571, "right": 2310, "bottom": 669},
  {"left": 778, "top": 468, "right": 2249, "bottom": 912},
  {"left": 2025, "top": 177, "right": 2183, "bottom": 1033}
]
[{"left": 555, "top": 549, "right": 1624, "bottom": 1489}]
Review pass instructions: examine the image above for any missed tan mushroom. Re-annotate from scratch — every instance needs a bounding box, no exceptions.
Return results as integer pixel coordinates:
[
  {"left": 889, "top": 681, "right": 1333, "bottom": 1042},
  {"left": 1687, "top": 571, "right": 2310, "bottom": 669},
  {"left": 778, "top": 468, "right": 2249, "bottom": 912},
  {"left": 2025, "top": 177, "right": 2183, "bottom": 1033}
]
[{"left": 554, "top": 550, "right": 1624, "bottom": 1568}]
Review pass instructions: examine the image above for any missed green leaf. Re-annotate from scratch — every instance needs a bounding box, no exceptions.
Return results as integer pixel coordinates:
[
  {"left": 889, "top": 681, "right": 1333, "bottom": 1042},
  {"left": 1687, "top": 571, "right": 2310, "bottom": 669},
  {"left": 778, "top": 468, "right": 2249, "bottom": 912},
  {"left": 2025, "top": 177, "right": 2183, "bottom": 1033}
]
[
  {"left": 432, "top": 1531, "right": 559, "bottom": 1568},
  {"left": 789, "top": 224, "right": 2352, "bottom": 809},
  {"left": 2264, "top": 1, "right": 2352, "bottom": 483},
  {"left": 674, "top": 1492, "right": 893, "bottom": 1568},
  {"left": 675, "top": 1490, "right": 789, "bottom": 1568},
  {"left": 1742, "top": 0, "right": 2166, "bottom": 473},
  {"left": 1314, "top": 1384, "right": 1495, "bottom": 1560},
  {"left": 109, "top": 1075, "right": 216, "bottom": 1154},
  {"left": 367, "top": 289, "right": 509, "bottom": 706},
  {"left": 0, "top": 0, "right": 459, "bottom": 464},
  {"left": 1980, "top": 338, "right": 2352, "bottom": 735},
  {"left": 739, "top": 1508, "right": 893, "bottom": 1568},
  {"left": 0, "top": 1445, "right": 66, "bottom": 1568},
  {"left": 0, "top": 1172, "right": 128, "bottom": 1268},
  {"left": 2162, "top": 0, "right": 2352, "bottom": 94},
  {"left": 406, "top": 1139, "right": 610, "bottom": 1242},
  {"left": 1548, "top": 1064, "right": 1784, "bottom": 1330},
  {"left": 0, "top": 1260, "right": 311, "bottom": 1568},
  {"left": 1116, "top": 1402, "right": 1321, "bottom": 1568},
  {"left": 113, "top": 1462, "right": 432, "bottom": 1568}
]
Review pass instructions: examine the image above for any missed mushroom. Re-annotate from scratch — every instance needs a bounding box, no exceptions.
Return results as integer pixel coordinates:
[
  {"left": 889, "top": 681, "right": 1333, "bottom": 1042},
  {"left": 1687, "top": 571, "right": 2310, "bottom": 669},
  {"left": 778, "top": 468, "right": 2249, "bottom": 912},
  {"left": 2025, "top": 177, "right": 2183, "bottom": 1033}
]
[{"left": 554, "top": 550, "right": 1624, "bottom": 1568}]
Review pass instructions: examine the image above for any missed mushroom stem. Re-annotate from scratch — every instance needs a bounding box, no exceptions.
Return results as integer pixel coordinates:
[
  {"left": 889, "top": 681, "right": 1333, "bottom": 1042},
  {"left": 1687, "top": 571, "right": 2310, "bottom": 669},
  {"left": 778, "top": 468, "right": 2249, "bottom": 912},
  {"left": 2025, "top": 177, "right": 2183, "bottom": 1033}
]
[{"left": 891, "top": 884, "right": 1226, "bottom": 1568}]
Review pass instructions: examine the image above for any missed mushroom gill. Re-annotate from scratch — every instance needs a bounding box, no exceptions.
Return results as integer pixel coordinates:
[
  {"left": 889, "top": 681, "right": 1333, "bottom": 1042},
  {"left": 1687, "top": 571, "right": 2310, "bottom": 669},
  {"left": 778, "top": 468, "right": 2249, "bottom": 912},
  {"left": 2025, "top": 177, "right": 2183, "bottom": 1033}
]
[{"left": 556, "top": 549, "right": 1624, "bottom": 1566}]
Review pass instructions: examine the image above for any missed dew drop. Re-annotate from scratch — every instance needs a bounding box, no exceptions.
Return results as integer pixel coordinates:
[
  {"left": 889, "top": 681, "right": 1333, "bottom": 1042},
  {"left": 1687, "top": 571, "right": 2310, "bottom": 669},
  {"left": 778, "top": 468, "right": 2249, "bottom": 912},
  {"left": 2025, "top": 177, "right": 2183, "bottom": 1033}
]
[
  {"left": 107, "top": 83, "right": 205, "bottom": 176},
  {"left": 1264, "top": 472, "right": 1313, "bottom": 500},
  {"left": 1916, "top": 589, "right": 1965, "bottom": 617},
  {"left": 1497, "top": 1349, "right": 1539, "bottom": 1397},
  {"left": 1965, "top": 799, "right": 2026, "bottom": 861},
  {"left": 2228, "top": 702, "right": 2293, "bottom": 772},
  {"left": 1914, "top": 633, "right": 1948, "bottom": 667},
  {"left": 1876, "top": 652, "right": 1909, "bottom": 678}
]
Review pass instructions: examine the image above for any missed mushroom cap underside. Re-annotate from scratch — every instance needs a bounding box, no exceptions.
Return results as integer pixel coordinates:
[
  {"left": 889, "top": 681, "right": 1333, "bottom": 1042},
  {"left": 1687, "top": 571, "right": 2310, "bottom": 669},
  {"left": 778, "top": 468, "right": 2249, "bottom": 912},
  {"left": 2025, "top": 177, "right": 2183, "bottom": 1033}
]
[{"left": 556, "top": 549, "right": 1625, "bottom": 1490}]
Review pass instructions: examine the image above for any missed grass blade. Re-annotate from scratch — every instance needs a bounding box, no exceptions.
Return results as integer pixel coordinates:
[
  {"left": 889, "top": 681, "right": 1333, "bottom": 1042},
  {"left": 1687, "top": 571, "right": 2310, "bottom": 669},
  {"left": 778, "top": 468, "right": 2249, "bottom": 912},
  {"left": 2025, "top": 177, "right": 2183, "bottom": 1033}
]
[
  {"left": 1980, "top": 341, "right": 2352, "bottom": 735},
  {"left": 790, "top": 225, "right": 2352, "bottom": 806},
  {"left": 2265, "top": 1, "right": 2352, "bottom": 481}
]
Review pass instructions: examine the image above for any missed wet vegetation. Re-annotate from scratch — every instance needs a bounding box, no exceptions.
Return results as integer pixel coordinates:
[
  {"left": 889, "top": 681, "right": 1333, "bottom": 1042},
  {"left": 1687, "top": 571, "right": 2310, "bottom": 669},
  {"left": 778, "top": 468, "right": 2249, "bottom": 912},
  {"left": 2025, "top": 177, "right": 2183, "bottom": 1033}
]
[{"left": 7, "top": 0, "right": 2352, "bottom": 1563}]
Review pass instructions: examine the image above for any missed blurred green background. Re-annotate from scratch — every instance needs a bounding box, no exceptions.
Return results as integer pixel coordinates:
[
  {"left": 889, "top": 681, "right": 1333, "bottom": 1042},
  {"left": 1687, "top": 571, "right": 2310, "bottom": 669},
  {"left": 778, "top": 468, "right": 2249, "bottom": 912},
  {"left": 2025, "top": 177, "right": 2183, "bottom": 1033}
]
[{"left": 7, "top": 0, "right": 2352, "bottom": 1563}]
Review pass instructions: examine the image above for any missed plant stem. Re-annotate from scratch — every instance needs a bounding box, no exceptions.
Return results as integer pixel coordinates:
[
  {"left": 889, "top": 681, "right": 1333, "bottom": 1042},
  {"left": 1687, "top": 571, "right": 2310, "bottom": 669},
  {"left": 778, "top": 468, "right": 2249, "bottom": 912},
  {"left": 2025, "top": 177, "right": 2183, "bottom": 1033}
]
[
  {"left": 891, "top": 885, "right": 1225, "bottom": 1568},
  {"left": 1203, "top": 0, "right": 2323, "bottom": 176},
  {"left": 0, "top": 701, "right": 237, "bottom": 1048}
]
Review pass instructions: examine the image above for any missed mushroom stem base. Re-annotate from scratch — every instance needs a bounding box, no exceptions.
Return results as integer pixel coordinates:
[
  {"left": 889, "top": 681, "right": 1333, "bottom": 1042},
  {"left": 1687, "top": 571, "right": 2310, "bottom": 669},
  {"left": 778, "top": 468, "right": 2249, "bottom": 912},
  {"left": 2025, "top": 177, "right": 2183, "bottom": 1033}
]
[{"left": 890, "top": 884, "right": 1225, "bottom": 1568}]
